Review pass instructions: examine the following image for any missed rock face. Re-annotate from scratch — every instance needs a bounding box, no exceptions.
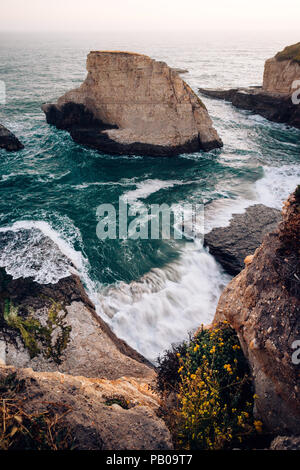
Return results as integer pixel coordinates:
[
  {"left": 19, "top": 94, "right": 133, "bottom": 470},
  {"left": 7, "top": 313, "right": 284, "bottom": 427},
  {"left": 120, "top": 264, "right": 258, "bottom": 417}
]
[
  {"left": 0, "top": 263, "right": 172, "bottom": 448},
  {"left": 270, "top": 436, "right": 300, "bottom": 450},
  {"left": 0, "top": 365, "right": 172, "bottom": 450},
  {"left": 205, "top": 204, "right": 281, "bottom": 275},
  {"left": 263, "top": 43, "right": 300, "bottom": 94},
  {"left": 214, "top": 189, "right": 300, "bottom": 434},
  {"left": 0, "top": 124, "right": 24, "bottom": 151},
  {"left": 199, "top": 42, "right": 300, "bottom": 129},
  {"left": 42, "top": 51, "right": 222, "bottom": 156}
]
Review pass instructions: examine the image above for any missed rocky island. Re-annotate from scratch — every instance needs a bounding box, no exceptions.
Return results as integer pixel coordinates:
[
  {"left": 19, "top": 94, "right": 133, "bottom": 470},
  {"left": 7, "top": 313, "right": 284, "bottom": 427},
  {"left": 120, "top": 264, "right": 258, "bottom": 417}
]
[
  {"left": 0, "top": 124, "right": 24, "bottom": 152},
  {"left": 199, "top": 42, "right": 300, "bottom": 129},
  {"left": 42, "top": 51, "right": 223, "bottom": 156}
]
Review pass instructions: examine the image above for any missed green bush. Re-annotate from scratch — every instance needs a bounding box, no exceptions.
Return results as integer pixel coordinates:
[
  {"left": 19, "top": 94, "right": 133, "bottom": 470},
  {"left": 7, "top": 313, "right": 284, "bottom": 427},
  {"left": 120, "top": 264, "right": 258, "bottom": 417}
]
[{"left": 156, "top": 323, "right": 264, "bottom": 450}]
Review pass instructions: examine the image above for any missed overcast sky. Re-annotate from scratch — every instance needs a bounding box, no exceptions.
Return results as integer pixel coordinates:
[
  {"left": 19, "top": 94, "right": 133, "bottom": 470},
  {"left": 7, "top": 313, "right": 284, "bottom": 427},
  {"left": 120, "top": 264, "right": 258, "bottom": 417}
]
[{"left": 1, "top": 0, "right": 299, "bottom": 32}]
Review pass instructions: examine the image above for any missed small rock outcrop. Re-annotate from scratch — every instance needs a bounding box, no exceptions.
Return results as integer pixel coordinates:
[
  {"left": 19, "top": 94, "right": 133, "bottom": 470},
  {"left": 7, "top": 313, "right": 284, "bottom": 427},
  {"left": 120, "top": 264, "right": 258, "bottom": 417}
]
[
  {"left": 0, "top": 124, "right": 24, "bottom": 151},
  {"left": 199, "top": 42, "right": 300, "bottom": 129},
  {"left": 42, "top": 51, "right": 222, "bottom": 156},
  {"left": 214, "top": 189, "right": 300, "bottom": 434},
  {"left": 205, "top": 204, "right": 281, "bottom": 275}
]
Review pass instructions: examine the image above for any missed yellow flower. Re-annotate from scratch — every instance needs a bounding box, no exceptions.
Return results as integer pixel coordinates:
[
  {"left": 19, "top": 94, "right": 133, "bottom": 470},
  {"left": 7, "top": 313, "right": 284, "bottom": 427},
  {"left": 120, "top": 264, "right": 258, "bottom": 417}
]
[
  {"left": 193, "top": 344, "right": 200, "bottom": 352},
  {"left": 223, "top": 364, "right": 233, "bottom": 374},
  {"left": 190, "top": 374, "right": 196, "bottom": 380},
  {"left": 254, "top": 420, "right": 263, "bottom": 433}
]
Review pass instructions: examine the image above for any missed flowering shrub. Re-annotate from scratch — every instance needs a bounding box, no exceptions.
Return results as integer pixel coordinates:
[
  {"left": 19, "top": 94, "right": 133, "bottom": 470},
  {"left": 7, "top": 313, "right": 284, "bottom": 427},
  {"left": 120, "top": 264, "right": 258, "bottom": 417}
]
[{"left": 156, "top": 322, "right": 263, "bottom": 450}]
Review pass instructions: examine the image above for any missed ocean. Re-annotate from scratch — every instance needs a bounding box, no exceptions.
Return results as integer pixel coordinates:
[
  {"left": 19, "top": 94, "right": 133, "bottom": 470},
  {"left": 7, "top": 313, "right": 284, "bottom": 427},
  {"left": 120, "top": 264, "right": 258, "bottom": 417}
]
[{"left": 0, "top": 31, "right": 299, "bottom": 362}]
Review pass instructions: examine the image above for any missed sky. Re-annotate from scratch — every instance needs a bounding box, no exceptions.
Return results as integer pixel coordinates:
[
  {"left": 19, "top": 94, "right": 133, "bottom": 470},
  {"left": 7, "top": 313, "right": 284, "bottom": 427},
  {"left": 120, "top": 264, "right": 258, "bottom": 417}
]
[{"left": 1, "top": 0, "right": 300, "bottom": 32}]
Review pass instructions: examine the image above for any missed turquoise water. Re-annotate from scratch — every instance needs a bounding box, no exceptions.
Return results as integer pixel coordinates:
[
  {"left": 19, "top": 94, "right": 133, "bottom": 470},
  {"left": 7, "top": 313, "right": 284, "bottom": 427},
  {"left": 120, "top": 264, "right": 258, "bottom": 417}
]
[{"left": 0, "top": 31, "right": 299, "bottom": 360}]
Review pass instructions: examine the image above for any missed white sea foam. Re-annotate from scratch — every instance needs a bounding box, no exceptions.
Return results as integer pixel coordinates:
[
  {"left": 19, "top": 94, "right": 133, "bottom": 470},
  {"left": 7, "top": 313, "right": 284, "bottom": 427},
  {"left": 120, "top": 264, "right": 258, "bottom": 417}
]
[
  {"left": 0, "top": 220, "right": 83, "bottom": 283},
  {"left": 123, "top": 179, "right": 182, "bottom": 205},
  {"left": 256, "top": 165, "right": 300, "bottom": 209},
  {"left": 99, "top": 240, "right": 231, "bottom": 362}
]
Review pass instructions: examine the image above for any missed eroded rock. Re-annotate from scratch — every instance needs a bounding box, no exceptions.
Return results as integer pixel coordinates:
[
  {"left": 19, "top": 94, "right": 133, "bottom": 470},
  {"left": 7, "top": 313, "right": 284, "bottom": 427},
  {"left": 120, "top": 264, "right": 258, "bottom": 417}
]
[
  {"left": 42, "top": 51, "right": 222, "bottom": 156},
  {"left": 214, "top": 189, "right": 300, "bottom": 434},
  {"left": 0, "top": 124, "right": 24, "bottom": 152},
  {"left": 0, "top": 365, "right": 172, "bottom": 450}
]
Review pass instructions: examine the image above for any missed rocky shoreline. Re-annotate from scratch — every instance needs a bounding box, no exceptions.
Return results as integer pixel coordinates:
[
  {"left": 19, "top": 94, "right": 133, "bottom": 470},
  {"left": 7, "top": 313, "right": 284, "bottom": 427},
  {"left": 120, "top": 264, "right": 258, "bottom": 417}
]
[
  {"left": 199, "top": 42, "right": 300, "bottom": 129},
  {"left": 199, "top": 86, "right": 300, "bottom": 129}
]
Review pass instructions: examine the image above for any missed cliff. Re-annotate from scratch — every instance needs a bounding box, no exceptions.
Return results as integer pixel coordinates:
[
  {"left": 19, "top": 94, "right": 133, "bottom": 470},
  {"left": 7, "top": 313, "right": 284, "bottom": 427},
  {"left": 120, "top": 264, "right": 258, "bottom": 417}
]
[
  {"left": 42, "top": 51, "right": 223, "bottom": 156},
  {"left": 263, "top": 43, "right": 300, "bottom": 94},
  {"left": 0, "top": 262, "right": 172, "bottom": 449},
  {"left": 199, "top": 42, "right": 300, "bottom": 129},
  {"left": 214, "top": 188, "right": 300, "bottom": 434}
]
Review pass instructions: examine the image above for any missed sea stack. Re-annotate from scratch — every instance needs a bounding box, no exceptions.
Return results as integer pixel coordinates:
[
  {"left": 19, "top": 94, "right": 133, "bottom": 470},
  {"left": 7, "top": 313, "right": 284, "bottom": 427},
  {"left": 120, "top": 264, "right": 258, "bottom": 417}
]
[
  {"left": 42, "top": 51, "right": 223, "bottom": 156},
  {"left": 199, "top": 42, "right": 300, "bottom": 129}
]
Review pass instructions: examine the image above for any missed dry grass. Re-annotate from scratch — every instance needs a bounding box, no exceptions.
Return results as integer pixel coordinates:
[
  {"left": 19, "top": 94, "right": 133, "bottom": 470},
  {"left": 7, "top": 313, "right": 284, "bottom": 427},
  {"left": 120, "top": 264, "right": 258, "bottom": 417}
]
[{"left": 0, "top": 372, "right": 74, "bottom": 450}]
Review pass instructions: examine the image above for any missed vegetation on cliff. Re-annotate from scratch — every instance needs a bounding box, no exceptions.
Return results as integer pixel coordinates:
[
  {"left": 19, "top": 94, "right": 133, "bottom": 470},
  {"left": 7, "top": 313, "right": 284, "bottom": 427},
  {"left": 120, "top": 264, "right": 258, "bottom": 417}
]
[
  {"left": 156, "top": 323, "right": 264, "bottom": 450},
  {"left": 275, "top": 42, "right": 300, "bottom": 64},
  {"left": 1, "top": 299, "right": 71, "bottom": 363}
]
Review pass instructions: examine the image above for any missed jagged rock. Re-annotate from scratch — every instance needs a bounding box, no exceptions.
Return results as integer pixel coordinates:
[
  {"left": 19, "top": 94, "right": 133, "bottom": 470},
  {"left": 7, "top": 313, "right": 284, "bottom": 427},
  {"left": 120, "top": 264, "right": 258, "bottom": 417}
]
[
  {"left": 0, "top": 365, "right": 172, "bottom": 450},
  {"left": 42, "top": 51, "right": 222, "bottom": 156},
  {"left": 0, "top": 124, "right": 24, "bottom": 151},
  {"left": 199, "top": 42, "right": 300, "bottom": 129},
  {"left": 204, "top": 204, "right": 281, "bottom": 275},
  {"left": 214, "top": 189, "right": 300, "bottom": 434}
]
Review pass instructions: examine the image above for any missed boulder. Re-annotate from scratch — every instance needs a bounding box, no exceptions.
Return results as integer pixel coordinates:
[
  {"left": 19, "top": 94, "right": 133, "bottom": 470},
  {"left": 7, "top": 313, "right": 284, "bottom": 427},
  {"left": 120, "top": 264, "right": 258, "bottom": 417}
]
[
  {"left": 214, "top": 189, "right": 300, "bottom": 434},
  {"left": 204, "top": 204, "right": 281, "bottom": 275},
  {"left": 0, "top": 124, "right": 24, "bottom": 151},
  {"left": 42, "top": 51, "right": 222, "bottom": 156}
]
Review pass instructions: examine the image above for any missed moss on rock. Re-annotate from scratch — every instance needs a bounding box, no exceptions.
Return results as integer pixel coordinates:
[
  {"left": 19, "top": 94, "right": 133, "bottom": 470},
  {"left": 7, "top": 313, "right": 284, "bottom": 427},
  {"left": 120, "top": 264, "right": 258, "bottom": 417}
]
[{"left": 275, "top": 42, "right": 300, "bottom": 64}]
